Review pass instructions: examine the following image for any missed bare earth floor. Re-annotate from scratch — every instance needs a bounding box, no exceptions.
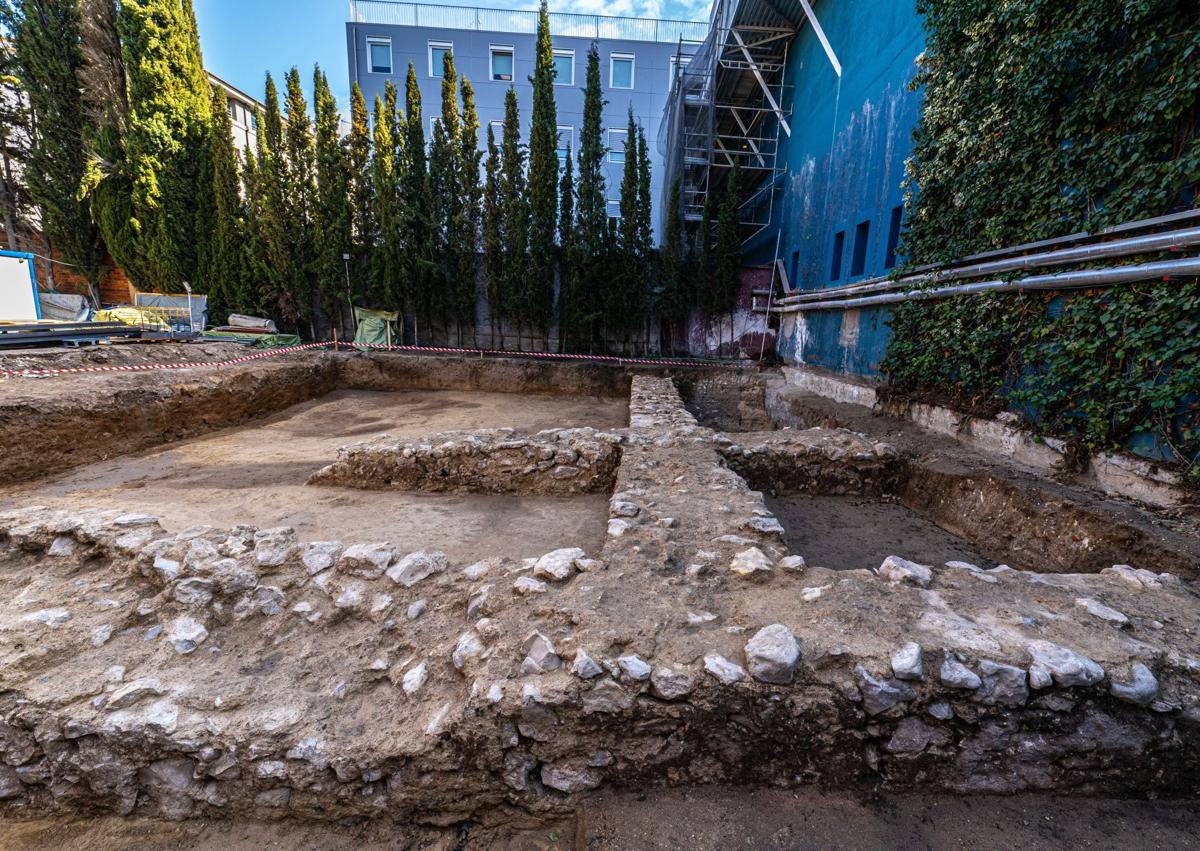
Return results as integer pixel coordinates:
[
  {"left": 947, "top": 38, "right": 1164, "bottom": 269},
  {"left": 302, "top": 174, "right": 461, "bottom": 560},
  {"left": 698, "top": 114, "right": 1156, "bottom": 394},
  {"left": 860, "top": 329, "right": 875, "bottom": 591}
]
[
  {"left": 0, "top": 388, "right": 629, "bottom": 562},
  {"left": 766, "top": 494, "right": 999, "bottom": 572},
  {"left": 1, "top": 789, "right": 1197, "bottom": 850}
]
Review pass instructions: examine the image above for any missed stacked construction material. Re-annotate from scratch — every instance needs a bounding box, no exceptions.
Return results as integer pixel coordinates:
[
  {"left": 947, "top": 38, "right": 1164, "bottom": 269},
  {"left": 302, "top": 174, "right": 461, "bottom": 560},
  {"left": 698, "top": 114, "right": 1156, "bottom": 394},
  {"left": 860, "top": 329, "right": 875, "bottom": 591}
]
[{"left": 0, "top": 320, "right": 142, "bottom": 349}]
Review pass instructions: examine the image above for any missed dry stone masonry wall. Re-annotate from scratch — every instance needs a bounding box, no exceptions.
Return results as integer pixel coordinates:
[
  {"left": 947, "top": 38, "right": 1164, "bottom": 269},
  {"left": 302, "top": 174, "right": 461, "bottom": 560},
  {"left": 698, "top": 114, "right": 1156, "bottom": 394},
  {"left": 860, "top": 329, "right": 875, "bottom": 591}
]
[
  {"left": 307, "top": 428, "right": 623, "bottom": 495},
  {"left": 0, "top": 370, "right": 1198, "bottom": 825}
]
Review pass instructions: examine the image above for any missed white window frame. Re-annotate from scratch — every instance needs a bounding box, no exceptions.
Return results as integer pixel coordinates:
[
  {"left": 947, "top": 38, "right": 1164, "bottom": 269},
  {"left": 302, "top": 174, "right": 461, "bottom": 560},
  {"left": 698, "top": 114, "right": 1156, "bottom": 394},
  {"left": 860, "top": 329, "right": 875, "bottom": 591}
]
[
  {"left": 607, "top": 128, "right": 629, "bottom": 163},
  {"left": 556, "top": 125, "right": 573, "bottom": 160},
  {"left": 428, "top": 40, "right": 453, "bottom": 78},
  {"left": 490, "top": 44, "right": 514, "bottom": 82},
  {"left": 367, "top": 37, "right": 393, "bottom": 75},
  {"left": 609, "top": 53, "right": 635, "bottom": 89},
  {"left": 606, "top": 200, "right": 622, "bottom": 222},
  {"left": 553, "top": 48, "right": 575, "bottom": 86},
  {"left": 430, "top": 115, "right": 441, "bottom": 137},
  {"left": 488, "top": 119, "right": 505, "bottom": 139}
]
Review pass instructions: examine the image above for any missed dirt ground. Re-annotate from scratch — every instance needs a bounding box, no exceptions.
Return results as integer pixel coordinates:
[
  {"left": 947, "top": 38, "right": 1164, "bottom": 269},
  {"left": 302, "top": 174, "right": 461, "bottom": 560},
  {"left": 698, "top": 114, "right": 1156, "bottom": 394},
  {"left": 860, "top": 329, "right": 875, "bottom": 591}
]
[
  {"left": 0, "top": 388, "right": 628, "bottom": 561},
  {"left": 766, "top": 494, "right": 998, "bottom": 572},
  {"left": 2, "top": 788, "right": 1197, "bottom": 850}
]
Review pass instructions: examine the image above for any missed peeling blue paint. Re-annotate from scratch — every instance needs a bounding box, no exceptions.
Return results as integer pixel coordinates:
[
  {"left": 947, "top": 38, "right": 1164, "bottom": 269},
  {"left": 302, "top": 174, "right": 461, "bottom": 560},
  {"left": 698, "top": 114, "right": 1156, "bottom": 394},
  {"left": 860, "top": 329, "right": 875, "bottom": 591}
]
[{"left": 744, "top": 0, "right": 925, "bottom": 378}]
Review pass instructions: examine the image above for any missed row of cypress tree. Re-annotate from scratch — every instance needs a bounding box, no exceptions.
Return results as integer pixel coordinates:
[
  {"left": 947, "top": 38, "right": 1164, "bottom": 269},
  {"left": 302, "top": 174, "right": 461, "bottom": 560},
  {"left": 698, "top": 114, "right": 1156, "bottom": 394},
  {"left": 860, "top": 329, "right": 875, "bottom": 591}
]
[{"left": 1, "top": 0, "right": 744, "bottom": 353}]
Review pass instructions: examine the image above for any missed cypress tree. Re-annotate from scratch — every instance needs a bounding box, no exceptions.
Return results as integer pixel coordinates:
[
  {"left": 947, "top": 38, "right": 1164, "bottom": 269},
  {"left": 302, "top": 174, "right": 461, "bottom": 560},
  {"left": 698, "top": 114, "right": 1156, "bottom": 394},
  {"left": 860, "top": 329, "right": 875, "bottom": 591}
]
[
  {"left": 253, "top": 74, "right": 292, "bottom": 326},
  {"left": 575, "top": 45, "right": 607, "bottom": 350},
  {"left": 313, "top": 66, "right": 351, "bottom": 336},
  {"left": 347, "top": 81, "right": 374, "bottom": 304},
  {"left": 115, "top": 0, "right": 211, "bottom": 290},
  {"left": 455, "top": 75, "right": 483, "bottom": 344},
  {"left": 82, "top": 0, "right": 210, "bottom": 291},
  {"left": 557, "top": 147, "right": 581, "bottom": 353},
  {"left": 658, "top": 178, "right": 688, "bottom": 353},
  {"left": 0, "top": 34, "right": 35, "bottom": 260},
  {"left": 194, "top": 84, "right": 244, "bottom": 325},
  {"left": 498, "top": 86, "right": 528, "bottom": 347},
  {"left": 282, "top": 67, "right": 316, "bottom": 334},
  {"left": 427, "top": 50, "right": 461, "bottom": 331},
  {"left": 5, "top": 0, "right": 106, "bottom": 304},
  {"left": 370, "top": 92, "right": 400, "bottom": 310},
  {"left": 636, "top": 126, "right": 654, "bottom": 353},
  {"left": 526, "top": 0, "right": 558, "bottom": 343},
  {"left": 403, "top": 62, "right": 432, "bottom": 340},
  {"left": 616, "top": 110, "right": 640, "bottom": 349},
  {"left": 482, "top": 123, "right": 503, "bottom": 347},
  {"left": 238, "top": 146, "right": 267, "bottom": 315}
]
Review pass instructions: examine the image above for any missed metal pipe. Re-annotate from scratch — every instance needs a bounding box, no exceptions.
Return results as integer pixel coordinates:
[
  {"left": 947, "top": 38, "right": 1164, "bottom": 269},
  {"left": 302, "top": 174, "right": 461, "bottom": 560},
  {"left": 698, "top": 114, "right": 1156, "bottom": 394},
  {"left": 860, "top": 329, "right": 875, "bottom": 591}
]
[
  {"left": 776, "top": 257, "right": 1200, "bottom": 313},
  {"left": 777, "top": 222, "right": 1200, "bottom": 305}
]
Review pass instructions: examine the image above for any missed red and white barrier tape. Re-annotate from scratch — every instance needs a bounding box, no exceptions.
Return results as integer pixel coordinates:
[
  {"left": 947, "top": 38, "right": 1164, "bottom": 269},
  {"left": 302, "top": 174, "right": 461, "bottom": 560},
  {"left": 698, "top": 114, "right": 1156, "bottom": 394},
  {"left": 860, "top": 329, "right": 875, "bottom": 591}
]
[{"left": 0, "top": 339, "right": 747, "bottom": 379}]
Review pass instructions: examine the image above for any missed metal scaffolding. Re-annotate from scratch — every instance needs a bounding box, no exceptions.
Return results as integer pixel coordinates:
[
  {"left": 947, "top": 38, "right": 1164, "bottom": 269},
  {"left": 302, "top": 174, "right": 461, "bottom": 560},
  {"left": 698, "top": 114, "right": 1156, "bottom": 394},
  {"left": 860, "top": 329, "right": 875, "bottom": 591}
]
[{"left": 659, "top": 0, "right": 835, "bottom": 243}]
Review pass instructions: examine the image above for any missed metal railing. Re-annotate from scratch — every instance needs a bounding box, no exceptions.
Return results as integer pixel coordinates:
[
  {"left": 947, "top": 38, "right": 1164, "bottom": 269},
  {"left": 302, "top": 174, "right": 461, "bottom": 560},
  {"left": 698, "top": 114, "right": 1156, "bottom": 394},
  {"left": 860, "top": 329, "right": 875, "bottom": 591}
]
[{"left": 348, "top": 0, "right": 709, "bottom": 44}]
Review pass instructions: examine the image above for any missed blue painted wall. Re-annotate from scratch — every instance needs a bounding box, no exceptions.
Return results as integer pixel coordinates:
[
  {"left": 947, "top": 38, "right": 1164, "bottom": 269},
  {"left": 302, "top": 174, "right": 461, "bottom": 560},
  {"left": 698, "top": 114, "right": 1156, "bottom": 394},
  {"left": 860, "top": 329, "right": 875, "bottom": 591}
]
[
  {"left": 742, "top": 0, "right": 925, "bottom": 376},
  {"left": 347, "top": 22, "right": 695, "bottom": 241}
]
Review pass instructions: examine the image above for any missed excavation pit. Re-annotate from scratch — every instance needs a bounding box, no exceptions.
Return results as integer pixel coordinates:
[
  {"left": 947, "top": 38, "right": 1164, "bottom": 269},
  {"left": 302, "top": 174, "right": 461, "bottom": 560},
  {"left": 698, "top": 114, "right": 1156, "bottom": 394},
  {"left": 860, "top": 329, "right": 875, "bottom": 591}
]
[
  {"left": 765, "top": 494, "right": 999, "bottom": 572},
  {"left": 0, "top": 386, "right": 628, "bottom": 562},
  {"left": 0, "top": 348, "right": 1199, "bottom": 828}
]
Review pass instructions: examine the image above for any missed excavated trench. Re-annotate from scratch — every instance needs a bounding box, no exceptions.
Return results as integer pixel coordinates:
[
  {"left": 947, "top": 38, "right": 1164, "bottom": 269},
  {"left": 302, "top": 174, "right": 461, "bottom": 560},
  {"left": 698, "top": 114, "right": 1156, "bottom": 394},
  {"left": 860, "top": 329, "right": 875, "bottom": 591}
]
[
  {"left": 0, "top": 350, "right": 1199, "bottom": 830},
  {"left": 687, "top": 371, "right": 1200, "bottom": 579}
]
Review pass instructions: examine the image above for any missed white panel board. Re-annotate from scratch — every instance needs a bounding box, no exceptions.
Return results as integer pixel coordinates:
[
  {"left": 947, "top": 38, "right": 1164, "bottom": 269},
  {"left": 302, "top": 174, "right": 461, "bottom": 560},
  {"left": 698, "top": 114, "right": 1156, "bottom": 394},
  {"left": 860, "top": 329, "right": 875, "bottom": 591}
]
[{"left": 0, "top": 253, "right": 39, "bottom": 321}]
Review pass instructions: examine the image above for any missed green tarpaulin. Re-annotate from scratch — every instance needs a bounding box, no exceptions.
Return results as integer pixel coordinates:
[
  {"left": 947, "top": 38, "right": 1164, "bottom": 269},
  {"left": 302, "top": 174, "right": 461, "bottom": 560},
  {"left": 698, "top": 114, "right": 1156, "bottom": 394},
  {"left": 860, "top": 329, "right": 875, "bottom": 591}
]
[{"left": 352, "top": 307, "right": 399, "bottom": 347}]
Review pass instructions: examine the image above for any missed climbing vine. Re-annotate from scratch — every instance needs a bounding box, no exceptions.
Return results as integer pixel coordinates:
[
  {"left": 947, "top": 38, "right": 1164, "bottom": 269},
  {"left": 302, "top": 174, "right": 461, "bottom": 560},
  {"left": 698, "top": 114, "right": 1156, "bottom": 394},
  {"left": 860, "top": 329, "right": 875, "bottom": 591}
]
[{"left": 884, "top": 0, "right": 1200, "bottom": 485}]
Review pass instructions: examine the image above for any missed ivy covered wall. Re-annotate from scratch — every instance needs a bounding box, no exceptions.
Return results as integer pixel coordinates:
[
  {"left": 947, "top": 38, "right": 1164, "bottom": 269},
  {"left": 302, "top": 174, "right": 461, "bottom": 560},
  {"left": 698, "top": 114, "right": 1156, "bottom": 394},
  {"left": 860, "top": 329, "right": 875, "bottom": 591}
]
[{"left": 883, "top": 0, "right": 1200, "bottom": 482}]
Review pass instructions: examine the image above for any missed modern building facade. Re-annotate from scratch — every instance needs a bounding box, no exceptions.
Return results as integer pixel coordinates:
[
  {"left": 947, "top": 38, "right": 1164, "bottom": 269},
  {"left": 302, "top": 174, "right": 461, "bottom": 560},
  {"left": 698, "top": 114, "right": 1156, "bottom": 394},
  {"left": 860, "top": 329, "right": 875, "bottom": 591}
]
[
  {"left": 346, "top": 0, "right": 706, "bottom": 240},
  {"left": 208, "top": 71, "right": 263, "bottom": 153},
  {"left": 661, "top": 0, "right": 925, "bottom": 369}
]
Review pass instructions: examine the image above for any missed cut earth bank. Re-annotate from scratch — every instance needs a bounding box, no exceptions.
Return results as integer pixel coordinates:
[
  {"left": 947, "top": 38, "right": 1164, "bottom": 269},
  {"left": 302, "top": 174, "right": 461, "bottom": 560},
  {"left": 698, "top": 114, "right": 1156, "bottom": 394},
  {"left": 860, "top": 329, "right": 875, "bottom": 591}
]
[{"left": 0, "top": 346, "right": 1197, "bottom": 828}]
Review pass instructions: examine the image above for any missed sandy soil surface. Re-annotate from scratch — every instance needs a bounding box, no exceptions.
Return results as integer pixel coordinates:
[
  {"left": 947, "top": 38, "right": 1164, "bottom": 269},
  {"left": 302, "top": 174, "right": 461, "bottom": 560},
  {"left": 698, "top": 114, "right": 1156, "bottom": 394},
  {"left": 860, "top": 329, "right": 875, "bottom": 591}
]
[
  {"left": 2, "top": 789, "right": 1197, "bottom": 850},
  {"left": 767, "top": 494, "right": 998, "bottom": 571},
  {"left": 0, "top": 388, "right": 628, "bottom": 561}
]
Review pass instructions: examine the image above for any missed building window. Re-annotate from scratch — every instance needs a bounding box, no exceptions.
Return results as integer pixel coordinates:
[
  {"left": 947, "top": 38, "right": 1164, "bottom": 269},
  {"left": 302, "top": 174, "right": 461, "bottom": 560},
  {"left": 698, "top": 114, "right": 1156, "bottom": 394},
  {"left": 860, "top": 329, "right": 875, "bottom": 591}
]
[
  {"left": 430, "top": 115, "right": 441, "bottom": 137},
  {"left": 553, "top": 49, "right": 575, "bottom": 86},
  {"left": 490, "top": 45, "right": 514, "bottom": 82},
  {"left": 610, "top": 53, "right": 634, "bottom": 89},
  {"left": 428, "top": 41, "right": 452, "bottom": 77},
  {"left": 885, "top": 206, "right": 903, "bottom": 269},
  {"left": 250, "top": 111, "right": 258, "bottom": 131},
  {"left": 368, "top": 38, "right": 392, "bottom": 74},
  {"left": 227, "top": 99, "right": 239, "bottom": 123},
  {"left": 831, "top": 230, "right": 845, "bottom": 280},
  {"left": 790, "top": 250, "right": 799, "bottom": 289},
  {"left": 607, "top": 200, "right": 622, "bottom": 223},
  {"left": 607, "top": 128, "right": 628, "bottom": 163},
  {"left": 670, "top": 55, "right": 689, "bottom": 87},
  {"left": 488, "top": 119, "right": 505, "bottom": 140},
  {"left": 851, "top": 220, "right": 870, "bottom": 277},
  {"left": 556, "top": 125, "right": 573, "bottom": 161}
]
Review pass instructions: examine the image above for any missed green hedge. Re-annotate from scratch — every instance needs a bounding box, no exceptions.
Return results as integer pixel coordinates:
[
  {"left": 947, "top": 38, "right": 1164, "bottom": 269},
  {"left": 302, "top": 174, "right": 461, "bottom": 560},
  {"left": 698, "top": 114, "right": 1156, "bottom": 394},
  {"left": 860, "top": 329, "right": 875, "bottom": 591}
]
[{"left": 884, "top": 0, "right": 1200, "bottom": 484}]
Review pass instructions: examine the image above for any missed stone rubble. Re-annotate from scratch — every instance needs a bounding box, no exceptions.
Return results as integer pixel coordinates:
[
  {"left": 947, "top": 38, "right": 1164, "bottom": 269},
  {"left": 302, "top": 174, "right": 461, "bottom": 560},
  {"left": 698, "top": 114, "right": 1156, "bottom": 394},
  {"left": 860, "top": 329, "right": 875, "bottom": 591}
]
[{"left": 0, "top": 373, "right": 1196, "bottom": 825}]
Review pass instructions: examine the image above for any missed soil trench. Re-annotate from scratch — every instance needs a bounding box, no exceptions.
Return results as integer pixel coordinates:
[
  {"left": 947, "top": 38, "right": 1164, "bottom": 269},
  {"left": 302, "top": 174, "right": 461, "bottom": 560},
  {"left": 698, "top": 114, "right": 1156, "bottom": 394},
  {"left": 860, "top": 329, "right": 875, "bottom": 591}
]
[
  {"left": 766, "top": 493, "right": 999, "bottom": 571},
  {"left": 0, "top": 388, "right": 628, "bottom": 561}
]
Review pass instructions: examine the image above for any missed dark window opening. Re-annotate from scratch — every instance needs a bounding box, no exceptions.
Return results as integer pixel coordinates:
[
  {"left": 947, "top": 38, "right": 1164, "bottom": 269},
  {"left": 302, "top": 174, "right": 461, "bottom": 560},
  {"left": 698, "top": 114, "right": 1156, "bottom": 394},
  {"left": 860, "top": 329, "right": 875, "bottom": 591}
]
[
  {"left": 851, "top": 220, "right": 870, "bottom": 277},
  {"left": 789, "top": 250, "right": 799, "bottom": 289},
  {"left": 830, "top": 231, "right": 845, "bottom": 280},
  {"left": 885, "top": 206, "right": 903, "bottom": 269}
]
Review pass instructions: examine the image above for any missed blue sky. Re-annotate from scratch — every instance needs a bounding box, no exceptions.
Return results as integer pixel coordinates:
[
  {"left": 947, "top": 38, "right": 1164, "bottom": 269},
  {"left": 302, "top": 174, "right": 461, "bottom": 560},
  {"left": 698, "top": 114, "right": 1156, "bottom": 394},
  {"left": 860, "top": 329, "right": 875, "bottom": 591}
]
[{"left": 195, "top": 0, "right": 711, "bottom": 110}]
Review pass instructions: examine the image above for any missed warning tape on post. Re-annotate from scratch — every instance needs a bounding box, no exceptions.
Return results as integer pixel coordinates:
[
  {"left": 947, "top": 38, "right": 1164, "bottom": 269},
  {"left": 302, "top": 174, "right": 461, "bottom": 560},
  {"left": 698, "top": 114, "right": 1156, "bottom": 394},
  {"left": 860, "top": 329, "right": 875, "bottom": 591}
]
[{"left": 0, "top": 340, "right": 749, "bottom": 380}]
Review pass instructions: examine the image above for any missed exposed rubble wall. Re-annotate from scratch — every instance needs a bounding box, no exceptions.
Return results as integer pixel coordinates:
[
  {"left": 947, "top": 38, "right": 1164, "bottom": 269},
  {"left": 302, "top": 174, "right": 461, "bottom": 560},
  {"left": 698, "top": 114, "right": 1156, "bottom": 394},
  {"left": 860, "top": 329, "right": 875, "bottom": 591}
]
[
  {"left": 307, "top": 428, "right": 624, "bottom": 495},
  {"left": 1, "top": 374, "right": 1199, "bottom": 825}
]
